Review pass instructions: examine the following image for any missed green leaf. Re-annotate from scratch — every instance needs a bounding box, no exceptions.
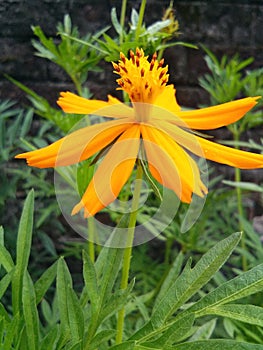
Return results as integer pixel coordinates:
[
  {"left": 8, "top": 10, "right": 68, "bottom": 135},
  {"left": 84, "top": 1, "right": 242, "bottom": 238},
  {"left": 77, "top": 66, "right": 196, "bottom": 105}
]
[
  {"left": 95, "top": 245, "right": 124, "bottom": 304},
  {"left": 82, "top": 250, "right": 99, "bottom": 308},
  {"left": 223, "top": 180, "right": 263, "bottom": 193},
  {"left": 67, "top": 288, "right": 84, "bottom": 344},
  {"left": 98, "top": 279, "right": 135, "bottom": 324},
  {"left": 111, "top": 8, "right": 123, "bottom": 36},
  {"left": 56, "top": 258, "right": 72, "bottom": 340},
  {"left": 188, "top": 318, "right": 217, "bottom": 341},
  {"left": 173, "top": 339, "right": 263, "bottom": 349},
  {"left": 144, "top": 313, "right": 195, "bottom": 347},
  {"left": 2, "top": 314, "right": 20, "bottom": 350},
  {"left": 34, "top": 260, "right": 58, "bottom": 305},
  {"left": 151, "top": 233, "right": 241, "bottom": 328},
  {"left": 186, "top": 263, "right": 263, "bottom": 317},
  {"left": 89, "top": 329, "right": 116, "bottom": 350},
  {"left": 154, "top": 251, "right": 184, "bottom": 308},
  {"left": 205, "top": 304, "right": 263, "bottom": 327},
  {"left": 12, "top": 189, "right": 34, "bottom": 315},
  {"left": 0, "top": 302, "right": 10, "bottom": 323},
  {"left": 0, "top": 243, "right": 15, "bottom": 273},
  {"left": 40, "top": 326, "right": 59, "bottom": 350},
  {"left": 0, "top": 272, "right": 13, "bottom": 299},
  {"left": 22, "top": 271, "right": 40, "bottom": 349},
  {"left": 16, "top": 189, "right": 34, "bottom": 271},
  {"left": 109, "top": 341, "right": 136, "bottom": 350}
]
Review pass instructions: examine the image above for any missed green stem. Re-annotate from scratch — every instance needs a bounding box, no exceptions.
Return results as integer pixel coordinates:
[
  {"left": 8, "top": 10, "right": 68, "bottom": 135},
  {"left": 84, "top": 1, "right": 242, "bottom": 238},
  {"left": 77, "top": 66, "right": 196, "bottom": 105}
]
[
  {"left": 120, "top": 0, "right": 127, "bottom": 44},
  {"left": 135, "top": 0, "right": 147, "bottom": 42},
  {"left": 233, "top": 127, "right": 247, "bottom": 271},
  {"left": 116, "top": 164, "right": 144, "bottom": 344},
  {"left": 70, "top": 73, "right": 83, "bottom": 96},
  {"left": 88, "top": 217, "right": 95, "bottom": 263}
]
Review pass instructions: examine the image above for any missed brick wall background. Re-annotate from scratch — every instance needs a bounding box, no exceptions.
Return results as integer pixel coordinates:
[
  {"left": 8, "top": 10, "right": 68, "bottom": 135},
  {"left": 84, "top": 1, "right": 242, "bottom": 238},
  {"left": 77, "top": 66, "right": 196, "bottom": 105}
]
[{"left": 1, "top": 0, "right": 263, "bottom": 108}]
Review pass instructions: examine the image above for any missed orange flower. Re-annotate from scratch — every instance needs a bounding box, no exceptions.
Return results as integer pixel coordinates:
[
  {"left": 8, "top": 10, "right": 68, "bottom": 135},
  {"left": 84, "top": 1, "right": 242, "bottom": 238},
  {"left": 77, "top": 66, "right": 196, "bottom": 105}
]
[{"left": 16, "top": 48, "right": 262, "bottom": 217}]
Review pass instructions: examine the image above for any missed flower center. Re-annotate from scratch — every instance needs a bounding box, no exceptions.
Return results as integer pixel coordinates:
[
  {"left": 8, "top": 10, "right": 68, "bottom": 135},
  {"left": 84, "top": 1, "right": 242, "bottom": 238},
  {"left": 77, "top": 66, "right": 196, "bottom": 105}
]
[{"left": 112, "top": 48, "right": 169, "bottom": 121}]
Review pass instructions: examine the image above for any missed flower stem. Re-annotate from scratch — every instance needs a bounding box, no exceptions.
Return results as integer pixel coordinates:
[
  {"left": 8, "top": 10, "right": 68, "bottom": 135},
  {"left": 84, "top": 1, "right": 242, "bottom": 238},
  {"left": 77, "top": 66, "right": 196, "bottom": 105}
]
[
  {"left": 120, "top": 0, "right": 127, "bottom": 44},
  {"left": 135, "top": 0, "right": 147, "bottom": 42},
  {"left": 88, "top": 217, "right": 95, "bottom": 263},
  {"left": 116, "top": 164, "right": 144, "bottom": 344},
  {"left": 233, "top": 127, "right": 247, "bottom": 271}
]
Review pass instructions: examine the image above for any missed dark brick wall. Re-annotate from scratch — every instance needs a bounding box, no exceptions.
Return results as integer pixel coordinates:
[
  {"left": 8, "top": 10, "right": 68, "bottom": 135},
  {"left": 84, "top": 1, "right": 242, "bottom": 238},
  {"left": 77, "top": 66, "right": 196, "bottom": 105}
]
[{"left": 1, "top": 0, "right": 263, "bottom": 107}]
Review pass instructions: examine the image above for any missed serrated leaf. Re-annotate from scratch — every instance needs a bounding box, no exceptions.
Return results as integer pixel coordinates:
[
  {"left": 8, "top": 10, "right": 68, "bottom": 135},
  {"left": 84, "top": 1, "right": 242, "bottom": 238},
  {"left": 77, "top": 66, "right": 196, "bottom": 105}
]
[
  {"left": 186, "top": 263, "right": 263, "bottom": 317},
  {"left": 144, "top": 313, "right": 195, "bottom": 347},
  {"left": 206, "top": 304, "right": 263, "bottom": 327},
  {"left": 173, "top": 339, "right": 263, "bottom": 349},
  {"left": 95, "top": 243, "right": 124, "bottom": 303},
  {"left": 154, "top": 251, "right": 184, "bottom": 308},
  {"left": 98, "top": 279, "right": 134, "bottom": 324},
  {"left": 151, "top": 232, "right": 241, "bottom": 328},
  {"left": 82, "top": 250, "right": 99, "bottom": 307},
  {"left": 67, "top": 288, "right": 84, "bottom": 344}
]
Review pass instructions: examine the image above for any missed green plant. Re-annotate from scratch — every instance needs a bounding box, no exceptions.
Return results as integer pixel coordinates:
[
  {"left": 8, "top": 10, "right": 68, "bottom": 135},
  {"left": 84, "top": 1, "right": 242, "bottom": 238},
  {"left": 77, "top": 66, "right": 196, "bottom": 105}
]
[
  {"left": 198, "top": 46, "right": 263, "bottom": 271},
  {"left": 1, "top": 191, "right": 263, "bottom": 348},
  {"left": 32, "top": 14, "right": 105, "bottom": 95}
]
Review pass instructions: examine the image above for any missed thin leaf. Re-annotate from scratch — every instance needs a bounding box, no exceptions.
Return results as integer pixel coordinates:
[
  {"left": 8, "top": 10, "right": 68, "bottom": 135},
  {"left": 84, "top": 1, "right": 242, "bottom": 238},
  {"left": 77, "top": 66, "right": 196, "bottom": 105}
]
[
  {"left": 151, "top": 233, "right": 241, "bottom": 328},
  {"left": 2, "top": 314, "right": 20, "bottom": 350},
  {"left": 223, "top": 180, "right": 263, "bottom": 193},
  {"left": 187, "top": 263, "right": 263, "bottom": 317},
  {"left": 205, "top": 304, "right": 263, "bottom": 327},
  {"left": 0, "top": 244, "right": 15, "bottom": 273},
  {"left": 0, "top": 272, "right": 13, "bottom": 299},
  {"left": 98, "top": 279, "right": 135, "bottom": 324},
  {"left": 12, "top": 189, "right": 34, "bottom": 315},
  {"left": 34, "top": 260, "right": 58, "bottom": 305},
  {"left": 40, "top": 326, "right": 59, "bottom": 350},
  {"left": 89, "top": 330, "right": 116, "bottom": 350},
  {"left": 67, "top": 288, "right": 84, "bottom": 344},
  {"left": 56, "top": 258, "right": 72, "bottom": 340},
  {"left": 154, "top": 251, "right": 184, "bottom": 308},
  {"left": 109, "top": 341, "right": 136, "bottom": 350},
  {"left": 111, "top": 8, "right": 123, "bottom": 36},
  {"left": 144, "top": 313, "right": 195, "bottom": 347},
  {"left": 188, "top": 318, "right": 217, "bottom": 341},
  {"left": 173, "top": 339, "right": 263, "bottom": 349},
  {"left": 82, "top": 250, "right": 99, "bottom": 308},
  {"left": 22, "top": 271, "right": 40, "bottom": 349}
]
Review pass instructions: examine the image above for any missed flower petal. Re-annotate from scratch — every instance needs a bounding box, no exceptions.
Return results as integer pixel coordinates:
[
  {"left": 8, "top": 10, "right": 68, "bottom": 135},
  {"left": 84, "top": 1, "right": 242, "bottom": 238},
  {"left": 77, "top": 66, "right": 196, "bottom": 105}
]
[
  {"left": 57, "top": 91, "right": 134, "bottom": 118},
  {"left": 153, "top": 85, "right": 181, "bottom": 115},
  {"left": 141, "top": 124, "right": 207, "bottom": 203},
  {"left": 16, "top": 119, "right": 132, "bottom": 168},
  {"left": 176, "top": 97, "right": 260, "bottom": 130},
  {"left": 72, "top": 125, "right": 141, "bottom": 217},
  {"left": 154, "top": 120, "right": 263, "bottom": 169},
  {"left": 197, "top": 136, "right": 263, "bottom": 169}
]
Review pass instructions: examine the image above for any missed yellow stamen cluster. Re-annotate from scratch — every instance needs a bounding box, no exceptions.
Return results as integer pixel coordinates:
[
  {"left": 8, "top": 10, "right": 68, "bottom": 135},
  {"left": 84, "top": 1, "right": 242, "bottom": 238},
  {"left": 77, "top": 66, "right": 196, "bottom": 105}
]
[{"left": 112, "top": 48, "right": 169, "bottom": 104}]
